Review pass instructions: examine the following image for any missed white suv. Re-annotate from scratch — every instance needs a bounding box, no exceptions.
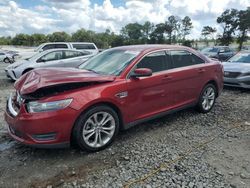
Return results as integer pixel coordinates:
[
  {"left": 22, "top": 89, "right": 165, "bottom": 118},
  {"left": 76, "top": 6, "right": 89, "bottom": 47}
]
[
  {"left": 35, "top": 42, "right": 99, "bottom": 55},
  {"left": 17, "top": 42, "right": 99, "bottom": 60}
]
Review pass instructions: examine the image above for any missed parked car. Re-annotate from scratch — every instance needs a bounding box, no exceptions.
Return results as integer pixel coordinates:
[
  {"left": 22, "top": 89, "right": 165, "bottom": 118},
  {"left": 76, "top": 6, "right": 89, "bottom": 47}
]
[
  {"left": 35, "top": 42, "right": 99, "bottom": 54},
  {"left": 16, "top": 42, "right": 99, "bottom": 60},
  {"left": 0, "top": 51, "right": 15, "bottom": 63},
  {"left": 223, "top": 51, "right": 250, "bottom": 88},
  {"left": 201, "top": 46, "right": 235, "bottom": 61},
  {"left": 5, "top": 45, "right": 223, "bottom": 151},
  {"left": 5, "top": 49, "right": 93, "bottom": 81},
  {"left": 242, "top": 45, "right": 250, "bottom": 51}
]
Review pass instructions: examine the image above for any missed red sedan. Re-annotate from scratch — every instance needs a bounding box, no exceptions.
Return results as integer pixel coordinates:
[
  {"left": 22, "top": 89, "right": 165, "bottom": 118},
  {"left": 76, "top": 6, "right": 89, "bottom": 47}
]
[{"left": 5, "top": 45, "right": 223, "bottom": 151}]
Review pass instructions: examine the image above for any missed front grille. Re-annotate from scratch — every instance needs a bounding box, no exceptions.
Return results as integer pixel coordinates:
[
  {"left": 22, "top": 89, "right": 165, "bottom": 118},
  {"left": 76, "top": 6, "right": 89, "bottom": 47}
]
[{"left": 224, "top": 71, "right": 241, "bottom": 78}]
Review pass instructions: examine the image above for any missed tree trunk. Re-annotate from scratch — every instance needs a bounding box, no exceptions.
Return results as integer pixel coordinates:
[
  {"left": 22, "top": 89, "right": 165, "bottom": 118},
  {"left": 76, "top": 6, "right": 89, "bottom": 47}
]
[{"left": 239, "top": 30, "right": 246, "bottom": 50}]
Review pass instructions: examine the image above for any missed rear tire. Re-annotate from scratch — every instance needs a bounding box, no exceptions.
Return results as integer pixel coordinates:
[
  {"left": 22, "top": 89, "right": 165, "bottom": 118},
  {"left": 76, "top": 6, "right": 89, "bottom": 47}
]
[
  {"left": 73, "top": 105, "right": 119, "bottom": 152},
  {"left": 3, "top": 58, "right": 11, "bottom": 64},
  {"left": 196, "top": 84, "right": 217, "bottom": 113}
]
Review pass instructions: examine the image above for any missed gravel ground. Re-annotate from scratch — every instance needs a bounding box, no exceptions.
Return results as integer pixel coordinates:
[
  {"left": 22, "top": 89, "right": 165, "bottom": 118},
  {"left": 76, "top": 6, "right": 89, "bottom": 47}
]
[{"left": 0, "top": 62, "right": 249, "bottom": 188}]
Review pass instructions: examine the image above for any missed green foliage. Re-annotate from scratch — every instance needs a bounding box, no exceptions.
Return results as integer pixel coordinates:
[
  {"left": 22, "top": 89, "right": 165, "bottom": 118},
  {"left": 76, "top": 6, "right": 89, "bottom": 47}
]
[
  {"left": 182, "top": 40, "right": 193, "bottom": 47},
  {"left": 165, "top": 16, "right": 180, "bottom": 44},
  {"left": 201, "top": 26, "right": 217, "bottom": 46},
  {"left": 181, "top": 16, "right": 193, "bottom": 40},
  {"left": 237, "top": 8, "right": 250, "bottom": 49},
  {"left": 0, "top": 36, "right": 12, "bottom": 45},
  {"left": 47, "top": 32, "right": 71, "bottom": 42},
  {"left": 201, "top": 26, "right": 217, "bottom": 37},
  {"left": 217, "top": 9, "right": 239, "bottom": 45}
]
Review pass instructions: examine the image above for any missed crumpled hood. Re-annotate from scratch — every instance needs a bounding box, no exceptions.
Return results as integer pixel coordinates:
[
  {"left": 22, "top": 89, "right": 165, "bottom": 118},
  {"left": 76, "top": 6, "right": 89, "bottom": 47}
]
[
  {"left": 14, "top": 68, "right": 116, "bottom": 95},
  {"left": 222, "top": 62, "right": 250, "bottom": 72}
]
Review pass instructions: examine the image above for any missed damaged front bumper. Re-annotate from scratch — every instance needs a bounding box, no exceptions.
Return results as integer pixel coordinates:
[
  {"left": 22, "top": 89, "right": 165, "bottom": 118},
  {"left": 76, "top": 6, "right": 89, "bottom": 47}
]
[{"left": 4, "top": 94, "right": 79, "bottom": 148}]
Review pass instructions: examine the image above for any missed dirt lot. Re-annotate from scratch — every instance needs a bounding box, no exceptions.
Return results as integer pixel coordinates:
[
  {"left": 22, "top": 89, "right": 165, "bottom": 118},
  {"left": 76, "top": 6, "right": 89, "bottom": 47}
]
[{"left": 0, "top": 62, "right": 249, "bottom": 188}]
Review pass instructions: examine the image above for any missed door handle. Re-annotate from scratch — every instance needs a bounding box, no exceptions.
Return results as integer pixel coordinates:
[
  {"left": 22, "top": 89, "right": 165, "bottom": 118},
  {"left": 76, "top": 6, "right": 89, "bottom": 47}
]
[
  {"left": 198, "top": 68, "right": 206, "bottom": 73},
  {"left": 162, "top": 75, "right": 173, "bottom": 80}
]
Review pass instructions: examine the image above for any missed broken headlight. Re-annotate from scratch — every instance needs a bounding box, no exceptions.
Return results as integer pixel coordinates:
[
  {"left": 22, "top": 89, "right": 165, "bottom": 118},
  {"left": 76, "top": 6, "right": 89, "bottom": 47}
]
[{"left": 27, "top": 99, "right": 72, "bottom": 113}]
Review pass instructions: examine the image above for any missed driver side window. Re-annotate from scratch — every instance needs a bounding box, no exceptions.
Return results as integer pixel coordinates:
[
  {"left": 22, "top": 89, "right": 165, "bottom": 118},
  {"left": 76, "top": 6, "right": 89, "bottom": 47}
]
[
  {"left": 38, "top": 51, "right": 63, "bottom": 62},
  {"left": 136, "top": 51, "right": 168, "bottom": 73}
]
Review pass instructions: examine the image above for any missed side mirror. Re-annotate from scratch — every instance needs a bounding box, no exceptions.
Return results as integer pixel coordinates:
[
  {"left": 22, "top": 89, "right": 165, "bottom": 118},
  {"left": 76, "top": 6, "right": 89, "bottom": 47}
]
[
  {"left": 131, "top": 68, "right": 152, "bottom": 78},
  {"left": 37, "top": 58, "right": 46, "bottom": 63}
]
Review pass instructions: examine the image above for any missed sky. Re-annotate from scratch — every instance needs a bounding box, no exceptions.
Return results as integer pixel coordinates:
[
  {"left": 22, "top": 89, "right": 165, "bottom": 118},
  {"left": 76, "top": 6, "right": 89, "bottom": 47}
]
[{"left": 0, "top": 0, "right": 249, "bottom": 39}]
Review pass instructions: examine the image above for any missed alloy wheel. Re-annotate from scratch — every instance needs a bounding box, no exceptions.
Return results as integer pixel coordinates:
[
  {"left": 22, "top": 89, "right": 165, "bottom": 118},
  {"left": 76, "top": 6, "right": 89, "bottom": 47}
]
[
  {"left": 82, "top": 111, "right": 116, "bottom": 148},
  {"left": 201, "top": 86, "right": 215, "bottom": 111}
]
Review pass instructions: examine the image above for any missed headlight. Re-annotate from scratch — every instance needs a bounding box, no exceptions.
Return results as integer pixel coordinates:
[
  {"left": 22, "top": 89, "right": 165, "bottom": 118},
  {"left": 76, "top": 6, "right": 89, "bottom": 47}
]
[{"left": 27, "top": 99, "right": 72, "bottom": 113}]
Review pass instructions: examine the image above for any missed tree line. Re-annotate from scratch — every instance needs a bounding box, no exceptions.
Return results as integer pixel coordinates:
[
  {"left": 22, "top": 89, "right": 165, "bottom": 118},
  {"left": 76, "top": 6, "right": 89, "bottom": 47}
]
[{"left": 0, "top": 8, "right": 249, "bottom": 49}]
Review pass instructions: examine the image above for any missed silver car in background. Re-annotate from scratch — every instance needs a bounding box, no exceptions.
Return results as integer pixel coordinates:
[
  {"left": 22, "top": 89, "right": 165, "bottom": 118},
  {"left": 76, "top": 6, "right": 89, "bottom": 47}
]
[
  {"left": 223, "top": 51, "right": 250, "bottom": 89},
  {"left": 5, "top": 49, "right": 94, "bottom": 81}
]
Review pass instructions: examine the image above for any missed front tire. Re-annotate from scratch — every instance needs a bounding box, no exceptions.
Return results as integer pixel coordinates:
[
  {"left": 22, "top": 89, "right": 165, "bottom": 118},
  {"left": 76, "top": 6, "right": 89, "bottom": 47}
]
[
  {"left": 197, "top": 84, "right": 217, "bottom": 113},
  {"left": 73, "top": 105, "right": 119, "bottom": 151}
]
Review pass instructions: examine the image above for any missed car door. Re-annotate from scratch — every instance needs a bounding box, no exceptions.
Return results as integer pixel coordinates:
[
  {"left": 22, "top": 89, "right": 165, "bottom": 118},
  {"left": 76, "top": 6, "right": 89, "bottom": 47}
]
[
  {"left": 168, "top": 50, "right": 206, "bottom": 107},
  {"left": 36, "top": 51, "right": 64, "bottom": 68},
  {"left": 126, "top": 51, "right": 173, "bottom": 121}
]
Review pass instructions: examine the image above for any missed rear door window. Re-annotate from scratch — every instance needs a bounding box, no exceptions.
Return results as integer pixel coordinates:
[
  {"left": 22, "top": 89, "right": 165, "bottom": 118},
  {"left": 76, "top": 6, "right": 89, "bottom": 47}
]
[
  {"left": 170, "top": 50, "right": 204, "bottom": 68},
  {"left": 72, "top": 44, "right": 96, "bottom": 50},
  {"left": 55, "top": 44, "right": 68, "bottom": 49},
  {"left": 64, "top": 51, "right": 78, "bottom": 59}
]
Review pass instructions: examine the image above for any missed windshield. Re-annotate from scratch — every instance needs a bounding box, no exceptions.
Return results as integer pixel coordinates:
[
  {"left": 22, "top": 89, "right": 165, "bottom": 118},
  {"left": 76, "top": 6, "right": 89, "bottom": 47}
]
[
  {"left": 34, "top": 44, "right": 43, "bottom": 52},
  {"left": 228, "top": 53, "right": 250, "bottom": 63},
  {"left": 201, "top": 47, "right": 219, "bottom": 53},
  {"left": 25, "top": 51, "right": 42, "bottom": 60},
  {"left": 79, "top": 49, "right": 139, "bottom": 76}
]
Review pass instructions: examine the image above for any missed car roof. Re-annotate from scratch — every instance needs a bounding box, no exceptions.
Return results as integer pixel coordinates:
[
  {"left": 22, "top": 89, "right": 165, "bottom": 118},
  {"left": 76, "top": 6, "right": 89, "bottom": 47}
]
[
  {"left": 70, "top": 42, "right": 95, "bottom": 44},
  {"left": 41, "top": 42, "right": 95, "bottom": 45},
  {"left": 112, "top": 44, "right": 193, "bottom": 53},
  {"left": 42, "top": 48, "right": 83, "bottom": 53}
]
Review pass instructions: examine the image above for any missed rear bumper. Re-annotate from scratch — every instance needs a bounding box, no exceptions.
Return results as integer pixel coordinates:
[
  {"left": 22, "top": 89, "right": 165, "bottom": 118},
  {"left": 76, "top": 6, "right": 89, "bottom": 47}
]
[{"left": 224, "top": 76, "right": 250, "bottom": 89}]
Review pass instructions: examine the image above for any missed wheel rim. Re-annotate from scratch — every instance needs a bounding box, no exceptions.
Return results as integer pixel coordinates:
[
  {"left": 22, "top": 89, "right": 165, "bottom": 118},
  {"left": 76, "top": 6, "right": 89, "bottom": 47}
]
[
  {"left": 201, "top": 87, "right": 215, "bottom": 111},
  {"left": 4, "top": 58, "right": 10, "bottom": 63},
  {"left": 82, "top": 111, "right": 116, "bottom": 148}
]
